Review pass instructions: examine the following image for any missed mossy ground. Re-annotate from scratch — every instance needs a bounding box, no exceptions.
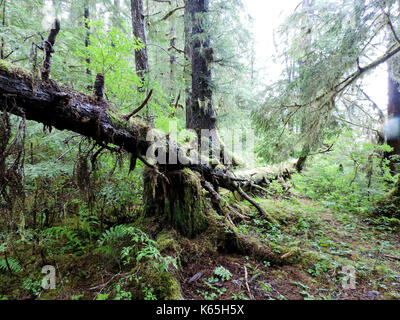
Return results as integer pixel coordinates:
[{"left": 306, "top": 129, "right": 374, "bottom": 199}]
[{"left": 1, "top": 189, "right": 400, "bottom": 300}]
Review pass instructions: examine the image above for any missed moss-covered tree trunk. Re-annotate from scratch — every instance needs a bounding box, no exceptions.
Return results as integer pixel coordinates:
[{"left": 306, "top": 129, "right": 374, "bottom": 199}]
[
  {"left": 143, "top": 168, "right": 208, "bottom": 238},
  {"left": 372, "top": 179, "right": 400, "bottom": 218}
]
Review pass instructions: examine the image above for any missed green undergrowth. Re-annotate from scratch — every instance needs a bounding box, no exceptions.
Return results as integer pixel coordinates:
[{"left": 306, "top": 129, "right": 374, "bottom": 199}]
[
  {"left": 1, "top": 189, "right": 400, "bottom": 300},
  {"left": 0, "top": 131, "right": 399, "bottom": 300}
]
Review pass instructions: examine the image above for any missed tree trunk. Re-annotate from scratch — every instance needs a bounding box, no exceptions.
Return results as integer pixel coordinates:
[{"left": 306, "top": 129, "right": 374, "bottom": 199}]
[
  {"left": 169, "top": 1, "right": 177, "bottom": 101},
  {"left": 112, "top": 0, "right": 122, "bottom": 29},
  {"left": 184, "top": 0, "right": 192, "bottom": 119},
  {"left": 143, "top": 169, "right": 208, "bottom": 238},
  {"left": 130, "top": 0, "right": 149, "bottom": 82},
  {"left": 1, "top": 0, "right": 6, "bottom": 60},
  {"left": 185, "top": 0, "right": 217, "bottom": 137},
  {"left": 296, "top": 0, "right": 315, "bottom": 172},
  {"left": 387, "top": 70, "right": 400, "bottom": 157},
  {"left": 84, "top": 0, "right": 91, "bottom": 76}
]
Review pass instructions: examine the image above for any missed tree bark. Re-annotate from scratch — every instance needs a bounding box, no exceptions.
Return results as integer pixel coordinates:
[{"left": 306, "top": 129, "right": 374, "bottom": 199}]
[
  {"left": 1, "top": 0, "right": 6, "bottom": 60},
  {"left": 169, "top": 1, "right": 177, "bottom": 101},
  {"left": 296, "top": 0, "right": 315, "bottom": 172},
  {"left": 84, "top": 0, "right": 91, "bottom": 76},
  {"left": 41, "top": 19, "right": 61, "bottom": 82},
  {"left": 184, "top": 0, "right": 192, "bottom": 119},
  {"left": 185, "top": 0, "right": 217, "bottom": 137},
  {"left": 387, "top": 70, "right": 400, "bottom": 157},
  {"left": 130, "top": 0, "right": 149, "bottom": 82},
  {"left": 143, "top": 169, "right": 208, "bottom": 238}
]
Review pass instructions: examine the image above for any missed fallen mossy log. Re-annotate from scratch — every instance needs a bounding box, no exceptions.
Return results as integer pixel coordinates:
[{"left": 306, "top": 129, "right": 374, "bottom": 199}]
[
  {"left": 0, "top": 62, "right": 295, "bottom": 191},
  {"left": 0, "top": 61, "right": 297, "bottom": 238}
]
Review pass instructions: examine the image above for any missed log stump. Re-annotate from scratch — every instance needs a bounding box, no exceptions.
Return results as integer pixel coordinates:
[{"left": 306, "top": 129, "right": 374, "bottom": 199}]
[{"left": 143, "top": 168, "right": 208, "bottom": 238}]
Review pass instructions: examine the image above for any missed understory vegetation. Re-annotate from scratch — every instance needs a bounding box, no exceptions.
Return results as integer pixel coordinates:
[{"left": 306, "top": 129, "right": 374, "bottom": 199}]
[
  {"left": 1, "top": 0, "right": 400, "bottom": 301},
  {"left": 1, "top": 123, "right": 399, "bottom": 300}
]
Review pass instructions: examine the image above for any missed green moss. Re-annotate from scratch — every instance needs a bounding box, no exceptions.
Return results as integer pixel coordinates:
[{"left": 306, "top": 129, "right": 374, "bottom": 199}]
[
  {"left": 156, "top": 230, "right": 180, "bottom": 254},
  {"left": 294, "top": 251, "right": 324, "bottom": 269},
  {"left": 389, "top": 180, "right": 400, "bottom": 198},
  {"left": 134, "top": 263, "right": 182, "bottom": 300},
  {"left": 145, "top": 169, "right": 208, "bottom": 239},
  {"left": 168, "top": 170, "right": 208, "bottom": 238},
  {"left": 39, "top": 287, "right": 63, "bottom": 300},
  {"left": 0, "top": 59, "right": 30, "bottom": 79},
  {"left": 105, "top": 106, "right": 149, "bottom": 133},
  {"left": 132, "top": 211, "right": 159, "bottom": 234}
]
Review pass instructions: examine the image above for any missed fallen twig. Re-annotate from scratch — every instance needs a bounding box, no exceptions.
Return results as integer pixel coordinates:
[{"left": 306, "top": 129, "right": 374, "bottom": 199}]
[
  {"left": 244, "top": 266, "right": 254, "bottom": 300},
  {"left": 225, "top": 211, "right": 236, "bottom": 228},
  {"left": 227, "top": 205, "right": 249, "bottom": 223},
  {"left": 383, "top": 254, "right": 400, "bottom": 261}
]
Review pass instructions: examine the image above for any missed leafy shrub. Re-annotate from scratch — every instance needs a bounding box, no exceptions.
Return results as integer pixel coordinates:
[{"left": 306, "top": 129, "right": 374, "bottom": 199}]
[{"left": 292, "top": 132, "right": 394, "bottom": 214}]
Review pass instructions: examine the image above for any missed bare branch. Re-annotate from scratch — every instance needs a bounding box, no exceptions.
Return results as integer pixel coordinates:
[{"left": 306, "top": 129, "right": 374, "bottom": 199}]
[
  {"left": 161, "top": 6, "right": 184, "bottom": 21},
  {"left": 123, "top": 89, "right": 153, "bottom": 120}
]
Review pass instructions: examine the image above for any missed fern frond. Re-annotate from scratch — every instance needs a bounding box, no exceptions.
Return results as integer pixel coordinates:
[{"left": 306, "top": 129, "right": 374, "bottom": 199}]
[{"left": 0, "top": 258, "right": 22, "bottom": 273}]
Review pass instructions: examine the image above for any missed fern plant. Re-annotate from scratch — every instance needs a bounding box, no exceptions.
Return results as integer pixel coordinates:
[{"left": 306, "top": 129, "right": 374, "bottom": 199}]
[
  {"left": 214, "top": 266, "right": 232, "bottom": 281},
  {"left": 40, "top": 226, "right": 86, "bottom": 255},
  {"left": 0, "top": 243, "right": 22, "bottom": 273},
  {"left": 98, "top": 225, "right": 175, "bottom": 272}
]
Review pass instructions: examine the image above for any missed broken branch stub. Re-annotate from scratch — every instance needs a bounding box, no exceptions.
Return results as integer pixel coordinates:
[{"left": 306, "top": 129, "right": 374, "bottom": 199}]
[
  {"left": 94, "top": 73, "right": 105, "bottom": 101},
  {"left": 41, "top": 19, "right": 61, "bottom": 82}
]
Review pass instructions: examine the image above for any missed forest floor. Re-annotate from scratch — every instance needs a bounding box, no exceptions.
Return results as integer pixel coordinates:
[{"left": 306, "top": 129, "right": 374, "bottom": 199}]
[
  {"left": 180, "top": 195, "right": 400, "bottom": 300},
  {"left": 1, "top": 193, "right": 400, "bottom": 300}
]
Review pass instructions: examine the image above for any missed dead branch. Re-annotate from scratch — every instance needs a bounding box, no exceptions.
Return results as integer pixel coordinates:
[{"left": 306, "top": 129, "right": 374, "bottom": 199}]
[
  {"left": 123, "top": 89, "right": 153, "bottom": 120},
  {"left": 161, "top": 6, "right": 184, "bottom": 21},
  {"left": 383, "top": 254, "right": 400, "bottom": 261},
  {"left": 227, "top": 205, "right": 249, "bottom": 223},
  {"left": 308, "top": 143, "right": 334, "bottom": 156},
  {"left": 174, "top": 93, "right": 181, "bottom": 109}
]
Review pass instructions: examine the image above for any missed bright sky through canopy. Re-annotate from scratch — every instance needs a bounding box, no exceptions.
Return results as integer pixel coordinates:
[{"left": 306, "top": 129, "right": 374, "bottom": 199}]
[{"left": 243, "top": 0, "right": 388, "bottom": 114}]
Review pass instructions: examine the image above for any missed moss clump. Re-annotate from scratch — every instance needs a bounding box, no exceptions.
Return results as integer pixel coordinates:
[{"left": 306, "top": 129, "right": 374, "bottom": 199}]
[
  {"left": 133, "top": 263, "right": 182, "bottom": 300},
  {"left": 0, "top": 59, "right": 30, "bottom": 79},
  {"left": 105, "top": 106, "right": 149, "bottom": 133},
  {"left": 156, "top": 230, "right": 180, "bottom": 255}
]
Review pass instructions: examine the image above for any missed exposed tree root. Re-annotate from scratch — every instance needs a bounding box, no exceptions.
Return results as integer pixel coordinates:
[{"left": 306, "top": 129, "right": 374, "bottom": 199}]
[{"left": 235, "top": 184, "right": 269, "bottom": 221}]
